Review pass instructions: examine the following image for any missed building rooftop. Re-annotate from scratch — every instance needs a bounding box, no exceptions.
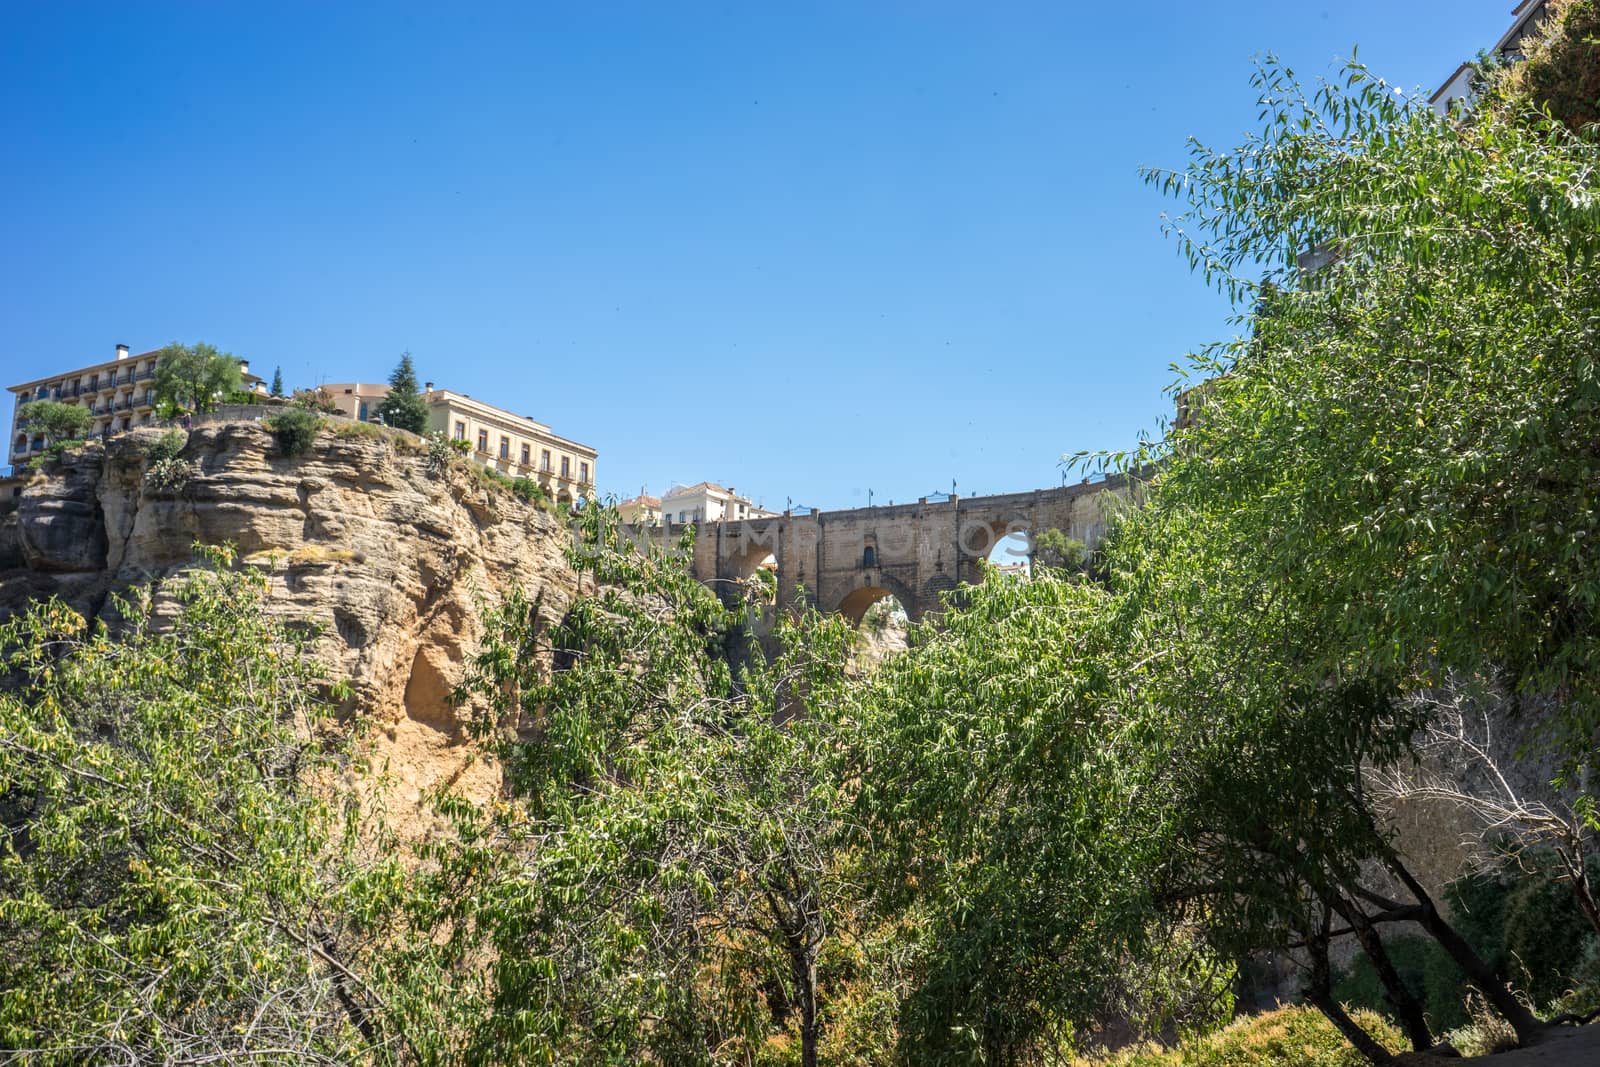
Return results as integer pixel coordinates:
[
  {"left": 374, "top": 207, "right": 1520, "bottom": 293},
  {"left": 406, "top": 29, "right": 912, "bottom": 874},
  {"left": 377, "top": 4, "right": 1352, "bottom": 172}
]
[{"left": 10, "top": 346, "right": 264, "bottom": 393}]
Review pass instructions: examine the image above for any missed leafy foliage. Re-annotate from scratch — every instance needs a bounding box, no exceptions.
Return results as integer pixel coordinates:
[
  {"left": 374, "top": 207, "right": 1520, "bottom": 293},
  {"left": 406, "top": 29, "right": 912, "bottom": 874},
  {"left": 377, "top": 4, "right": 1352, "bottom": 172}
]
[
  {"left": 0, "top": 547, "right": 374, "bottom": 1063},
  {"left": 509, "top": 475, "right": 548, "bottom": 505},
  {"left": 143, "top": 455, "right": 195, "bottom": 494},
  {"left": 141, "top": 428, "right": 187, "bottom": 463},
  {"left": 1504, "top": 0, "right": 1600, "bottom": 134},
  {"left": 432, "top": 503, "right": 867, "bottom": 1066},
  {"left": 1086, "top": 1006, "right": 1403, "bottom": 1067},
  {"left": 151, "top": 341, "right": 242, "bottom": 415},
  {"left": 1032, "top": 527, "right": 1091, "bottom": 574},
  {"left": 268, "top": 408, "right": 324, "bottom": 457},
  {"left": 19, "top": 399, "right": 92, "bottom": 445}
]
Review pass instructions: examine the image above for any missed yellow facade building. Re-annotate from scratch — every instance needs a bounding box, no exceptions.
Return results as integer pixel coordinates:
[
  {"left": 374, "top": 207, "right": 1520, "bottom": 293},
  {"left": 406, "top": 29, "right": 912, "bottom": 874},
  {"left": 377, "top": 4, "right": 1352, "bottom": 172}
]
[{"left": 322, "top": 382, "right": 597, "bottom": 503}]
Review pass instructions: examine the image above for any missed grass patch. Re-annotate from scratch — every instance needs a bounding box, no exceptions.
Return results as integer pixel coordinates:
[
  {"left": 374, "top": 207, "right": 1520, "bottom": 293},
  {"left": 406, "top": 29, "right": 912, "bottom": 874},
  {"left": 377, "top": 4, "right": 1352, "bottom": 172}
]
[
  {"left": 332, "top": 420, "right": 386, "bottom": 441},
  {"left": 1078, "top": 1005, "right": 1404, "bottom": 1067}
]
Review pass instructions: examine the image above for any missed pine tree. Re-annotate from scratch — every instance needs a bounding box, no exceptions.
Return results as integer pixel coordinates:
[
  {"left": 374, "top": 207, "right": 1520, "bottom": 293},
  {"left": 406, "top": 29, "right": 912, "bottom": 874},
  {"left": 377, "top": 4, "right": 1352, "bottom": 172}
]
[
  {"left": 270, "top": 367, "right": 284, "bottom": 397},
  {"left": 375, "top": 352, "right": 428, "bottom": 433}
]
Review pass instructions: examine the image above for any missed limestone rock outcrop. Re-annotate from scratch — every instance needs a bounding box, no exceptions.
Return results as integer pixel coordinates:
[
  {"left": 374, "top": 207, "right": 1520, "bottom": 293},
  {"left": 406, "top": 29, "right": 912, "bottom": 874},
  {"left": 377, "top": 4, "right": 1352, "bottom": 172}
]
[{"left": 0, "top": 423, "right": 581, "bottom": 820}]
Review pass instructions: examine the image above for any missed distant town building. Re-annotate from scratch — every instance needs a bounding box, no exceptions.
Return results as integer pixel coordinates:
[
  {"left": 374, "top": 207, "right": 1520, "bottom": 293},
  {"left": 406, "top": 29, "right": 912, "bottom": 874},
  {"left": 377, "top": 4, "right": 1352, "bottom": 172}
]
[
  {"left": 661, "top": 482, "right": 775, "bottom": 525},
  {"left": 9, "top": 343, "right": 263, "bottom": 466},
  {"left": 324, "top": 382, "right": 390, "bottom": 423},
  {"left": 1431, "top": 0, "right": 1550, "bottom": 115},
  {"left": 617, "top": 493, "right": 663, "bottom": 525},
  {"left": 323, "top": 382, "right": 598, "bottom": 504}
]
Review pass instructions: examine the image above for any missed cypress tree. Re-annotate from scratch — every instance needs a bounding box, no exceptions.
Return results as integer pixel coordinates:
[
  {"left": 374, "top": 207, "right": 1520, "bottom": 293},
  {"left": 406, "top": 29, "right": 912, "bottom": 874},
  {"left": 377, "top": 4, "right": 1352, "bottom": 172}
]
[{"left": 375, "top": 352, "right": 429, "bottom": 433}]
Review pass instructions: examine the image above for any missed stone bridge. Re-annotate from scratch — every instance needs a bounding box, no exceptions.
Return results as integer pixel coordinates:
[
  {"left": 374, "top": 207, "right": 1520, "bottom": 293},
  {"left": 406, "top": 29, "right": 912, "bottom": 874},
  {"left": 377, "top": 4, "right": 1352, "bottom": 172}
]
[{"left": 629, "top": 476, "right": 1138, "bottom": 624}]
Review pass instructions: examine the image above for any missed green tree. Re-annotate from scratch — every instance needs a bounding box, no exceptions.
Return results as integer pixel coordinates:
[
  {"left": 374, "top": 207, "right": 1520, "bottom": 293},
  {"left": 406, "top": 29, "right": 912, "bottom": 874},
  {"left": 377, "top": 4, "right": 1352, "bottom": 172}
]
[
  {"left": 18, "top": 399, "right": 92, "bottom": 445},
  {"left": 851, "top": 56, "right": 1600, "bottom": 1062},
  {"left": 846, "top": 568, "right": 1234, "bottom": 1065},
  {"left": 1110, "top": 55, "right": 1600, "bottom": 1053},
  {"left": 1031, "top": 527, "right": 1090, "bottom": 574},
  {"left": 1503, "top": 0, "right": 1600, "bottom": 134},
  {"left": 437, "top": 503, "right": 866, "bottom": 1066},
  {"left": 375, "top": 352, "right": 428, "bottom": 433},
  {"left": 270, "top": 365, "right": 284, "bottom": 396},
  {"left": 151, "top": 341, "right": 242, "bottom": 415},
  {"left": 0, "top": 548, "right": 389, "bottom": 1062}
]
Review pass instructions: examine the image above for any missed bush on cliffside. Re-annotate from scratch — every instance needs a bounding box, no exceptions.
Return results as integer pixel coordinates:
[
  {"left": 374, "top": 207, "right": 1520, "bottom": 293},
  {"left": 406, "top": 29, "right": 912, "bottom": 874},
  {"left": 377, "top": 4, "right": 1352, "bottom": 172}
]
[{"left": 267, "top": 408, "right": 323, "bottom": 457}]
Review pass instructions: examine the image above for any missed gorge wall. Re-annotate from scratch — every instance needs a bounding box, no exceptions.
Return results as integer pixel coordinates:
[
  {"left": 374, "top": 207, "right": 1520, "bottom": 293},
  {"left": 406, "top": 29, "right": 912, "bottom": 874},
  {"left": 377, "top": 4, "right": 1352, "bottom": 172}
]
[{"left": 0, "top": 423, "right": 583, "bottom": 823}]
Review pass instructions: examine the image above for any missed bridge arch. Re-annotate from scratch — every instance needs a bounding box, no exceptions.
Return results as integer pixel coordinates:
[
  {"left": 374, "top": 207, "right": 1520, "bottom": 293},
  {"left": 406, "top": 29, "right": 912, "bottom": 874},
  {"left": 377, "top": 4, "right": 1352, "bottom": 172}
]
[
  {"left": 831, "top": 570, "right": 921, "bottom": 627},
  {"left": 723, "top": 532, "right": 780, "bottom": 582}
]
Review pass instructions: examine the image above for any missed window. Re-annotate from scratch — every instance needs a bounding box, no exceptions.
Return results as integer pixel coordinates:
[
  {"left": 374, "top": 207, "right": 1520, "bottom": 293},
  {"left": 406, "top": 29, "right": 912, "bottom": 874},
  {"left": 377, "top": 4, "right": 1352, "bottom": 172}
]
[
  {"left": 578, "top": 461, "right": 589, "bottom": 484},
  {"left": 679, "top": 511, "right": 687, "bottom": 523},
  {"left": 560, "top": 456, "right": 570, "bottom": 478},
  {"left": 500, "top": 436, "right": 510, "bottom": 459},
  {"left": 520, "top": 443, "right": 530, "bottom": 465},
  {"left": 863, "top": 545, "right": 877, "bottom": 567},
  {"left": 541, "top": 449, "right": 551, "bottom": 471},
  {"left": 477, "top": 429, "right": 489, "bottom": 453},
  {"left": 454, "top": 421, "right": 466, "bottom": 441}
]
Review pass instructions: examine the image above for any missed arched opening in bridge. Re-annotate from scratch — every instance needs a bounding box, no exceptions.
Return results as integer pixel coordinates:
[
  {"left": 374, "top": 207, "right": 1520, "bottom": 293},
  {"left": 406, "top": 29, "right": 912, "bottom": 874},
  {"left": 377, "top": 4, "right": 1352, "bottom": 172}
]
[
  {"left": 987, "top": 526, "right": 1033, "bottom": 579},
  {"left": 837, "top": 585, "right": 907, "bottom": 628},
  {"left": 725, "top": 536, "right": 779, "bottom": 605}
]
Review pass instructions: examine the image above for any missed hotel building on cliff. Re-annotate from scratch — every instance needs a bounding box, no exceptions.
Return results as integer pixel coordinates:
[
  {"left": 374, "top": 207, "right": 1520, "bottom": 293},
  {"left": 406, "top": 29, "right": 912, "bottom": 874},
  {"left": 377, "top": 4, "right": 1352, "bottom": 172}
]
[
  {"left": 8, "top": 343, "right": 264, "bottom": 467},
  {"left": 323, "top": 381, "right": 597, "bottom": 504}
]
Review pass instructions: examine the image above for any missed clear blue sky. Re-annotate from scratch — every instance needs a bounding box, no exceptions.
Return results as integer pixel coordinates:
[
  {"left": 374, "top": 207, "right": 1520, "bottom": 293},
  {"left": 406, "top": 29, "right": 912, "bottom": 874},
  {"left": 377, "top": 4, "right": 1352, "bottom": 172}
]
[{"left": 0, "top": 2, "right": 1510, "bottom": 509}]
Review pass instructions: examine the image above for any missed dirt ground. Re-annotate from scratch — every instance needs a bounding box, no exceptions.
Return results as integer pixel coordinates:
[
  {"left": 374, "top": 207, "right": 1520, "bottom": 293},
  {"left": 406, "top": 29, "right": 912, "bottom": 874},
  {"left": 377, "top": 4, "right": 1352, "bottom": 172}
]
[{"left": 1396, "top": 1023, "right": 1600, "bottom": 1065}]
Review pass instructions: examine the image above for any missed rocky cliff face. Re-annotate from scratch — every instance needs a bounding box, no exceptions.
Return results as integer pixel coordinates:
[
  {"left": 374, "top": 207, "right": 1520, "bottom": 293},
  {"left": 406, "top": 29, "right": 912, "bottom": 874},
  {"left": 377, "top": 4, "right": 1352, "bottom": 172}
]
[{"left": 0, "top": 423, "right": 582, "bottom": 821}]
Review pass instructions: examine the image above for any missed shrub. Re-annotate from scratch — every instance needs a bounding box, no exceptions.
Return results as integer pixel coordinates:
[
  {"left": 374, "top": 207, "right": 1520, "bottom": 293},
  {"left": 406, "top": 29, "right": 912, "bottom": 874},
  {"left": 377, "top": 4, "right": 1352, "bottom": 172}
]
[
  {"left": 143, "top": 429, "right": 187, "bottom": 464},
  {"left": 144, "top": 456, "right": 195, "bottom": 494},
  {"left": 290, "top": 387, "right": 340, "bottom": 414},
  {"left": 510, "top": 477, "right": 549, "bottom": 505},
  {"left": 267, "top": 409, "right": 323, "bottom": 457},
  {"left": 425, "top": 432, "right": 454, "bottom": 477},
  {"left": 470, "top": 464, "right": 515, "bottom": 495},
  {"left": 1507, "top": 0, "right": 1600, "bottom": 133},
  {"left": 27, "top": 439, "right": 87, "bottom": 472}
]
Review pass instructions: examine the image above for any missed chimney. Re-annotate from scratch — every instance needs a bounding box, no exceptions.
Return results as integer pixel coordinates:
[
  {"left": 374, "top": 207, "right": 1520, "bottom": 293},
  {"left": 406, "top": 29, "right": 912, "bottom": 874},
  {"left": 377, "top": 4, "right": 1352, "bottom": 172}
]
[
  {"left": 115, "top": 344, "right": 129, "bottom": 360},
  {"left": 237, "top": 359, "right": 250, "bottom": 375},
  {"left": 424, "top": 381, "right": 433, "bottom": 392}
]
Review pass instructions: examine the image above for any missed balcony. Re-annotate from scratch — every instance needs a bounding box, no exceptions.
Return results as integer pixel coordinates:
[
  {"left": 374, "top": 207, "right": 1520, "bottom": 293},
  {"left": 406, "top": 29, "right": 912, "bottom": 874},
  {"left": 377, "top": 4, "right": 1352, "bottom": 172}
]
[{"left": 136, "top": 369, "right": 155, "bottom": 381}]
